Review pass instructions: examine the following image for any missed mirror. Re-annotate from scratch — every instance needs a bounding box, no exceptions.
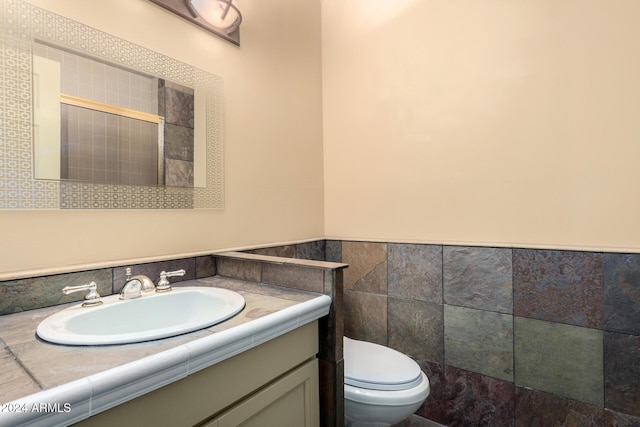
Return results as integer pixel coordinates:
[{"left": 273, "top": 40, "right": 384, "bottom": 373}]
[
  {"left": 33, "top": 41, "right": 203, "bottom": 188},
  {"left": 0, "top": 0, "right": 224, "bottom": 209}
]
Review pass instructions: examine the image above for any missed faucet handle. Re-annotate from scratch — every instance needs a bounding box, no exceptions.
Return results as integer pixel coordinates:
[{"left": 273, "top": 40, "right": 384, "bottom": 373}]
[
  {"left": 156, "top": 269, "right": 186, "bottom": 293},
  {"left": 62, "top": 282, "right": 103, "bottom": 307}
]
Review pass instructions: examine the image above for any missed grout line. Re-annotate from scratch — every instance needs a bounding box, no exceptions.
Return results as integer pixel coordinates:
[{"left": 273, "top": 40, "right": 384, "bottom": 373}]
[{"left": 0, "top": 337, "right": 44, "bottom": 390}]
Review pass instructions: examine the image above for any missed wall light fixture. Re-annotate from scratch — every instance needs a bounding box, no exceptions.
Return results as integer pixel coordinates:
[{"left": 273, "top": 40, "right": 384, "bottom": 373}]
[{"left": 148, "top": 0, "right": 242, "bottom": 46}]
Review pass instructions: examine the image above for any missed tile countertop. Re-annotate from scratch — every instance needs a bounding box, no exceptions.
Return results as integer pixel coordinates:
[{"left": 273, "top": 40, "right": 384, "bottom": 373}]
[{"left": 0, "top": 277, "right": 331, "bottom": 427}]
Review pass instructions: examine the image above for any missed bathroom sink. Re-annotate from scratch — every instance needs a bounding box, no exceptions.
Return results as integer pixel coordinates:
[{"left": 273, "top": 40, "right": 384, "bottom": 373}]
[{"left": 36, "top": 287, "right": 245, "bottom": 345}]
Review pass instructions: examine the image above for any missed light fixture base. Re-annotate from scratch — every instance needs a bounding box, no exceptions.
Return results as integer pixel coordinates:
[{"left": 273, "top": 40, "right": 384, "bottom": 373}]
[{"left": 148, "top": 0, "right": 241, "bottom": 46}]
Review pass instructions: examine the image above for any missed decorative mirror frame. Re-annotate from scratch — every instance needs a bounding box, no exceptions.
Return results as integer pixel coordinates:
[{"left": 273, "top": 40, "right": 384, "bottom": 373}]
[{"left": 0, "top": 0, "right": 224, "bottom": 209}]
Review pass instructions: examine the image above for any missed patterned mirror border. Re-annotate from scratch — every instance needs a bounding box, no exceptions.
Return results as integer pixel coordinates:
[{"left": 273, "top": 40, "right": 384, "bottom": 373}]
[{"left": 0, "top": 0, "right": 224, "bottom": 209}]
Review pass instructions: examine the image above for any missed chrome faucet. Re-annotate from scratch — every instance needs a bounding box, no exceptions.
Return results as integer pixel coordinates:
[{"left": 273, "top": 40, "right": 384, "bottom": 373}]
[
  {"left": 119, "top": 267, "right": 156, "bottom": 300},
  {"left": 62, "top": 281, "right": 103, "bottom": 307},
  {"left": 156, "top": 269, "right": 186, "bottom": 293}
]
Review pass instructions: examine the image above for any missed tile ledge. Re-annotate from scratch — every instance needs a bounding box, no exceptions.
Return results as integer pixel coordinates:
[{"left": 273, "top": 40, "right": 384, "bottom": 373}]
[
  {"left": 217, "top": 251, "right": 348, "bottom": 271},
  {"left": 327, "top": 236, "right": 640, "bottom": 254}
]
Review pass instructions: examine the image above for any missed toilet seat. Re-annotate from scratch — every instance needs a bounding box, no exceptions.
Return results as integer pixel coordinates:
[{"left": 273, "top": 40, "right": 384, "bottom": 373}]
[{"left": 344, "top": 337, "right": 423, "bottom": 391}]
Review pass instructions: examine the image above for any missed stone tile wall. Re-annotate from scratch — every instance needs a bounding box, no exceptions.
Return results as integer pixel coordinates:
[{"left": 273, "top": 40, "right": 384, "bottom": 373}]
[
  {"left": 159, "top": 79, "right": 195, "bottom": 187},
  {"left": 3, "top": 239, "right": 640, "bottom": 426},
  {"left": 274, "top": 240, "right": 640, "bottom": 427},
  {"left": 337, "top": 241, "right": 640, "bottom": 427}
]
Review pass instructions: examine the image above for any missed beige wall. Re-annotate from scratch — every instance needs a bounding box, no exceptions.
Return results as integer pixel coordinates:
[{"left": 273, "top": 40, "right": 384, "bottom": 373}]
[
  {"left": 322, "top": 0, "right": 640, "bottom": 251},
  {"left": 0, "top": 0, "right": 325, "bottom": 273},
  {"left": 5, "top": 0, "right": 640, "bottom": 274}
]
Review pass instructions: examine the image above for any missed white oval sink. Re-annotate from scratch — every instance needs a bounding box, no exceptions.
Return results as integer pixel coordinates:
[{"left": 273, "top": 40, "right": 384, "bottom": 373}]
[{"left": 36, "top": 287, "right": 245, "bottom": 345}]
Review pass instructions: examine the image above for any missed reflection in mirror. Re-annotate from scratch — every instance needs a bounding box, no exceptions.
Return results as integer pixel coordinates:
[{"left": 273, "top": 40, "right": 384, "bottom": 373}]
[
  {"left": 33, "top": 42, "right": 199, "bottom": 188},
  {"left": 0, "top": 0, "right": 223, "bottom": 209}
]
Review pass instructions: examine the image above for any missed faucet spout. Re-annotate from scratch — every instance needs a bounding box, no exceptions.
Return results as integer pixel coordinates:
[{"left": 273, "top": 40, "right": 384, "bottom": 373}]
[{"left": 120, "top": 269, "right": 155, "bottom": 300}]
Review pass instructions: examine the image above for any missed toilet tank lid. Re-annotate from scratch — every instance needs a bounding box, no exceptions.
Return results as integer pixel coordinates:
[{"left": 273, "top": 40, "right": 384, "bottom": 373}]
[{"left": 343, "top": 337, "right": 423, "bottom": 391}]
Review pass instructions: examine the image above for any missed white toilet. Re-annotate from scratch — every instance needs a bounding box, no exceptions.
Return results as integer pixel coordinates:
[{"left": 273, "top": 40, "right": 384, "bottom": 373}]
[{"left": 343, "top": 337, "right": 430, "bottom": 427}]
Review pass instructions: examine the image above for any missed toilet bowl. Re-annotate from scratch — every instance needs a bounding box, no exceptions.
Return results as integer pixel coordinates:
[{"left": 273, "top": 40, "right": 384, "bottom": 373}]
[{"left": 344, "top": 337, "right": 430, "bottom": 427}]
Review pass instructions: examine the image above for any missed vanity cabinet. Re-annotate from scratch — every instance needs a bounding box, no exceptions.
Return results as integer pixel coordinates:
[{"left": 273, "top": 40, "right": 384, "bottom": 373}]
[{"left": 74, "top": 321, "right": 319, "bottom": 427}]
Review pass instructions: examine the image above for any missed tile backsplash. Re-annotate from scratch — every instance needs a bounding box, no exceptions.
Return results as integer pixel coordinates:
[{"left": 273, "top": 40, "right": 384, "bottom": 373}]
[
  {"left": 0, "top": 269, "right": 112, "bottom": 315},
  {"left": 0, "top": 257, "right": 209, "bottom": 315}
]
